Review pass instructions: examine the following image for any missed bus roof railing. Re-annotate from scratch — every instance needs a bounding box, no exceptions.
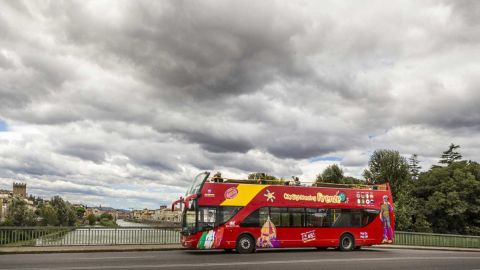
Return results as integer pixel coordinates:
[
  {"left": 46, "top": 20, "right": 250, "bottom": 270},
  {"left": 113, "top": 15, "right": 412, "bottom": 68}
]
[{"left": 206, "top": 177, "right": 389, "bottom": 190}]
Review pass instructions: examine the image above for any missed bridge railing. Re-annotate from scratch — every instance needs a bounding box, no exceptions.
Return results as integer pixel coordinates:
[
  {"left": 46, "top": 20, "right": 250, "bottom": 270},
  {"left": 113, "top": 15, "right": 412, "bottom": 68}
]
[
  {"left": 1, "top": 228, "right": 479, "bottom": 248},
  {"left": 0, "top": 227, "right": 180, "bottom": 247},
  {"left": 395, "top": 231, "right": 480, "bottom": 248}
]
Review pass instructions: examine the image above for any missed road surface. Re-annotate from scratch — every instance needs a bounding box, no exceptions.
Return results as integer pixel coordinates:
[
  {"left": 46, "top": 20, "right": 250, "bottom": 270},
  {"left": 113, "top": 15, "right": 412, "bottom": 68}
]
[{"left": 1, "top": 248, "right": 479, "bottom": 270}]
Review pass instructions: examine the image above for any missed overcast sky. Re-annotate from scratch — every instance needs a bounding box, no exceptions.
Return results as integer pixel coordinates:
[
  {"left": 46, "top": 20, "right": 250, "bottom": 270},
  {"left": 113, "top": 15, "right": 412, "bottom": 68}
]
[{"left": 0, "top": 0, "right": 479, "bottom": 209}]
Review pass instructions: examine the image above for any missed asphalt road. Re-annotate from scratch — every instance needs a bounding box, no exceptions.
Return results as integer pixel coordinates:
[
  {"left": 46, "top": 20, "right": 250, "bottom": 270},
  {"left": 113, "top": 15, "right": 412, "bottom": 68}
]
[{"left": 0, "top": 248, "right": 479, "bottom": 270}]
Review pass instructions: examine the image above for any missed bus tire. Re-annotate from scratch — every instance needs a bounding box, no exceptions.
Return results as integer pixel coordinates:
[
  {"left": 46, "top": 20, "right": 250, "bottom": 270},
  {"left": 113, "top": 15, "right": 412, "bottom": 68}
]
[
  {"left": 236, "top": 234, "right": 255, "bottom": 254},
  {"left": 339, "top": 233, "right": 355, "bottom": 251}
]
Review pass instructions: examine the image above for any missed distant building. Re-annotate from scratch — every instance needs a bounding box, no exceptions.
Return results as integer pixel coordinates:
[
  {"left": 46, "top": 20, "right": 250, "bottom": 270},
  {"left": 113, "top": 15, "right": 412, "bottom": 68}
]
[
  {"left": 154, "top": 207, "right": 181, "bottom": 223},
  {"left": 84, "top": 206, "right": 118, "bottom": 220},
  {"left": 0, "top": 182, "right": 34, "bottom": 223},
  {"left": 13, "top": 183, "right": 27, "bottom": 198}
]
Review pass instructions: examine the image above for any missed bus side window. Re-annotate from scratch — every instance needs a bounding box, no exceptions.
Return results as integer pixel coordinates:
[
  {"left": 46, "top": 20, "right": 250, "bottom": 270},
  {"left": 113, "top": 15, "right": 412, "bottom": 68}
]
[
  {"left": 269, "top": 207, "right": 281, "bottom": 226},
  {"left": 289, "top": 208, "right": 304, "bottom": 227},
  {"left": 279, "top": 208, "right": 289, "bottom": 227},
  {"left": 324, "top": 209, "right": 338, "bottom": 227},
  {"left": 259, "top": 207, "right": 269, "bottom": 225},
  {"left": 218, "top": 206, "right": 242, "bottom": 225},
  {"left": 240, "top": 209, "right": 260, "bottom": 227},
  {"left": 362, "top": 209, "right": 380, "bottom": 227}
]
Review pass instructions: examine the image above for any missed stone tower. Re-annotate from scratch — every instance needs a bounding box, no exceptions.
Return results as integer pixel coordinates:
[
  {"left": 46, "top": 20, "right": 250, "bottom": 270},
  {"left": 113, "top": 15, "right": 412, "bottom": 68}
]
[{"left": 13, "top": 182, "right": 27, "bottom": 198}]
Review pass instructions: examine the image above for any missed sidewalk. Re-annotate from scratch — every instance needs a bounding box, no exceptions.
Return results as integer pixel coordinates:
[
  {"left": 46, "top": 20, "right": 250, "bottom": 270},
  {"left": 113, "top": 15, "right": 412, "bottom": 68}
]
[
  {"left": 0, "top": 244, "right": 185, "bottom": 254},
  {"left": 370, "top": 244, "right": 480, "bottom": 252},
  {"left": 1, "top": 244, "right": 479, "bottom": 255}
]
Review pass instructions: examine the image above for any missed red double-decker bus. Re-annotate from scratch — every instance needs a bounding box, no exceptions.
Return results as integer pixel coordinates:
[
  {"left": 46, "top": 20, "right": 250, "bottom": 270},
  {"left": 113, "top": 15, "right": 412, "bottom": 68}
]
[{"left": 172, "top": 172, "right": 394, "bottom": 253}]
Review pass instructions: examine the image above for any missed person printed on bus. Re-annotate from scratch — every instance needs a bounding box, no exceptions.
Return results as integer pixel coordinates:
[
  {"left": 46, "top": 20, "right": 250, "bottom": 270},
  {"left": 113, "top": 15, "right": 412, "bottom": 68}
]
[
  {"left": 380, "top": 195, "right": 394, "bottom": 243},
  {"left": 212, "top": 172, "right": 223, "bottom": 183}
]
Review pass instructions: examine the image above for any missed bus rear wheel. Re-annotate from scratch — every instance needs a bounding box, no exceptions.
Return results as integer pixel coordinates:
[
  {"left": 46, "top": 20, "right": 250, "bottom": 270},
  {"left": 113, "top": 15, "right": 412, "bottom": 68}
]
[
  {"left": 339, "top": 233, "right": 355, "bottom": 251},
  {"left": 236, "top": 234, "right": 255, "bottom": 254}
]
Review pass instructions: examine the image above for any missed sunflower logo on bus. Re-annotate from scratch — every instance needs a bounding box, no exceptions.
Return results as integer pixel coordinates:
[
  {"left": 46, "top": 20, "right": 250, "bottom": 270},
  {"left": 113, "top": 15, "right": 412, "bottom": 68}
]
[{"left": 264, "top": 189, "right": 276, "bottom": 202}]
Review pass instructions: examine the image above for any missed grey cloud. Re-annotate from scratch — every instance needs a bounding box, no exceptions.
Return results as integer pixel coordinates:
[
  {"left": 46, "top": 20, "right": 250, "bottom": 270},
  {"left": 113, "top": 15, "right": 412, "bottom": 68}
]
[{"left": 0, "top": 0, "right": 480, "bottom": 208}]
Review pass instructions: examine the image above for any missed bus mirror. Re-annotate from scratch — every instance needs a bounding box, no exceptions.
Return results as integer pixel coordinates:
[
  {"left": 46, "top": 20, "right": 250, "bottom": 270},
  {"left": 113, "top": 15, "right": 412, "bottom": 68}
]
[{"left": 171, "top": 196, "right": 184, "bottom": 211}]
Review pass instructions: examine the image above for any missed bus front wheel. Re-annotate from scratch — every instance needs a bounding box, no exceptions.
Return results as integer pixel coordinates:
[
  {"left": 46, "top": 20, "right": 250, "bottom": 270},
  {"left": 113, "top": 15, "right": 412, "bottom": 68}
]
[
  {"left": 236, "top": 234, "right": 255, "bottom": 254},
  {"left": 339, "top": 233, "right": 355, "bottom": 251}
]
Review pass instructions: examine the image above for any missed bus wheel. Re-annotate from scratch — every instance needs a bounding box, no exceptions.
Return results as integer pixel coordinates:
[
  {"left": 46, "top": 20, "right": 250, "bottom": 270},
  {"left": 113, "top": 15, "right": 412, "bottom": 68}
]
[
  {"left": 339, "top": 233, "right": 355, "bottom": 251},
  {"left": 236, "top": 234, "right": 255, "bottom": 254}
]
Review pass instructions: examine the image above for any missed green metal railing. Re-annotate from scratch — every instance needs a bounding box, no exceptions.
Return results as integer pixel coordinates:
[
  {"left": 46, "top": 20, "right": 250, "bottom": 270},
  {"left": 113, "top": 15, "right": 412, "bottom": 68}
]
[
  {"left": 395, "top": 231, "right": 480, "bottom": 248},
  {"left": 0, "top": 227, "right": 180, "bottom": 247}
]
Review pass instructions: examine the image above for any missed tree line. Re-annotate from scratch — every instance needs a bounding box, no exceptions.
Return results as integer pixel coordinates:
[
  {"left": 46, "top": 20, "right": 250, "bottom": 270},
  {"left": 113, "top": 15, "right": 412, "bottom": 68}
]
[
  {"left": 316, "top": 144, "right": 479, "bottom": 235},
  {"left": 1, "top": 195, "right": 84, "bottom": 227}
]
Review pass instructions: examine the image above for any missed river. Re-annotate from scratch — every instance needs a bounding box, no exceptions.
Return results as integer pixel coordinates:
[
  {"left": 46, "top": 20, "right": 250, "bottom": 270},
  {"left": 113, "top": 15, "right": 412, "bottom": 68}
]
[
  {"left": 116, "top": 219, "right": 152, "bottom": 227},
  {"left": 35, "top": 219, "right": 179, "bottom": 246}
]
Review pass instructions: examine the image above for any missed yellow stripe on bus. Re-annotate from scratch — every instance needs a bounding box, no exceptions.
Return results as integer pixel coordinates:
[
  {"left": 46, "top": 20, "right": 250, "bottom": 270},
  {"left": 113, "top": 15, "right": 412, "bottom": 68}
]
[{"left": 220, "top": 184, "right": 268, "bottom": 206}]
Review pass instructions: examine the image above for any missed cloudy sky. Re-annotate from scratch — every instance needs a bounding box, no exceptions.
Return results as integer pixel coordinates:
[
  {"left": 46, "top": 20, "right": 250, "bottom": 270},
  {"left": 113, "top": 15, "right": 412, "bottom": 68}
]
[{"left": 0, "top": 0, "right": 479, "bottom": 209}]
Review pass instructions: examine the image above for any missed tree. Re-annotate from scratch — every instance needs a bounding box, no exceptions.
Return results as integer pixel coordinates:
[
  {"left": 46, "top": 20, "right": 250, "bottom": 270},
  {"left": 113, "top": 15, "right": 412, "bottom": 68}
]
[
  {"left": 39, "top": 203, "right": 58, "bottom": 226},
  {"left": 439, "top": 143, "right": 462, "bottom": 165},
  {"left": 100, "top": 213, "right": 113, "bottom": 221},
  {"left": 75, "top": 206, "right": 85, "bottom": 219},
  {"left": 248, "top": 173, "right": 284, "bottom": 184},
  {"left": 316, "top": 164, "right": 344, "bottom": 184},
  {"left": 6, "top": 197, "right": 36, "bottom": 226},
  {"left": 50, "top": 196, "right": 76, "bottom": 226},
  {"left": 408, "top": 154, "right": 422, "bottom": 180},
  {"left": 364, "top": 149, "right": 410, "bottom": 200},
  {"left": 394, "top": 183, "right": 431, "bottom": 232},
  {"left": 341, "top": 176, "right": 363, "bottom": 184},
  {"left": 413, "top": 161, "right": 480, "bottom": 235},
  {"left": 87, "top": 214, "right": 96, "bottom": 226}
]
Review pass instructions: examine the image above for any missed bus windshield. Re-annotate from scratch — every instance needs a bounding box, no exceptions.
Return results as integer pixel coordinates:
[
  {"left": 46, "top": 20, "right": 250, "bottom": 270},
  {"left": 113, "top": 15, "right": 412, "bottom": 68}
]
[
  {"left": 183, "top": 200, "right": 197, "bottom": 234},
  {"left": 186, "top": 172, "right": 209, "bottom": 196}
]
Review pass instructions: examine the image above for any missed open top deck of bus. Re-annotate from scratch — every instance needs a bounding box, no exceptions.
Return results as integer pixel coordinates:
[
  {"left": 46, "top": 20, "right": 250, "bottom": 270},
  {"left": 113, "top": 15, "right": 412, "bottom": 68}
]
[{"left": 215, "top": 177, "right": 388, "bottom": 190}]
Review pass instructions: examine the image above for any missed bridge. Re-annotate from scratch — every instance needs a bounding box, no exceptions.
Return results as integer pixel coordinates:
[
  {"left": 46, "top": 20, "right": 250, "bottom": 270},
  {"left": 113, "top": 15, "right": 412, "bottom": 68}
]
[{"left": 1, "top": 228, "right": 479, "bottom": 270}]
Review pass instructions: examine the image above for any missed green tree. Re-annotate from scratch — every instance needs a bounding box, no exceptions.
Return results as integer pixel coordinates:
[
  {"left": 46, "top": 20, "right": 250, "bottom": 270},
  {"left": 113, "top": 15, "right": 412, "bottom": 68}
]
[
  {"left": 50, "top": 196, "right": 76, "bottom": 226},
  {"left": 439, "top": 143, "right": 462, "bottom": 165},
  {"left": 100, "top": 213, "right": 113, "bottom": 221},
  {"left": 39, "top": 203, "right": 58, "bottom": 226},
  {"left": 364, "top": 149, "right": 410, "bottom": 200},
  {"left": 413, "top": 161, "right": 480, "bottom": 235},
  {"left": 408, "top": 154, "right": 422, "bottom": 180},
  {"left": 248, "top": 173, "right": 284, "bottom": 184},
  {"left": 6, "top": 197, "right": 36, "bottom": 226},
  {"left": 87, "top": 214, "right": 96, "bottom": 226},
  {"left": 75, "top": 206, "right": 85, "bottom": 219},
  {"left": 341, "top": 176, "right": 363, "bottom": 184},
  {"left": 316, "top": 164, "right": 344, "bottom": 184},
  {"left": 394, "top": 183, "right": 431, "bottom": 232}
]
